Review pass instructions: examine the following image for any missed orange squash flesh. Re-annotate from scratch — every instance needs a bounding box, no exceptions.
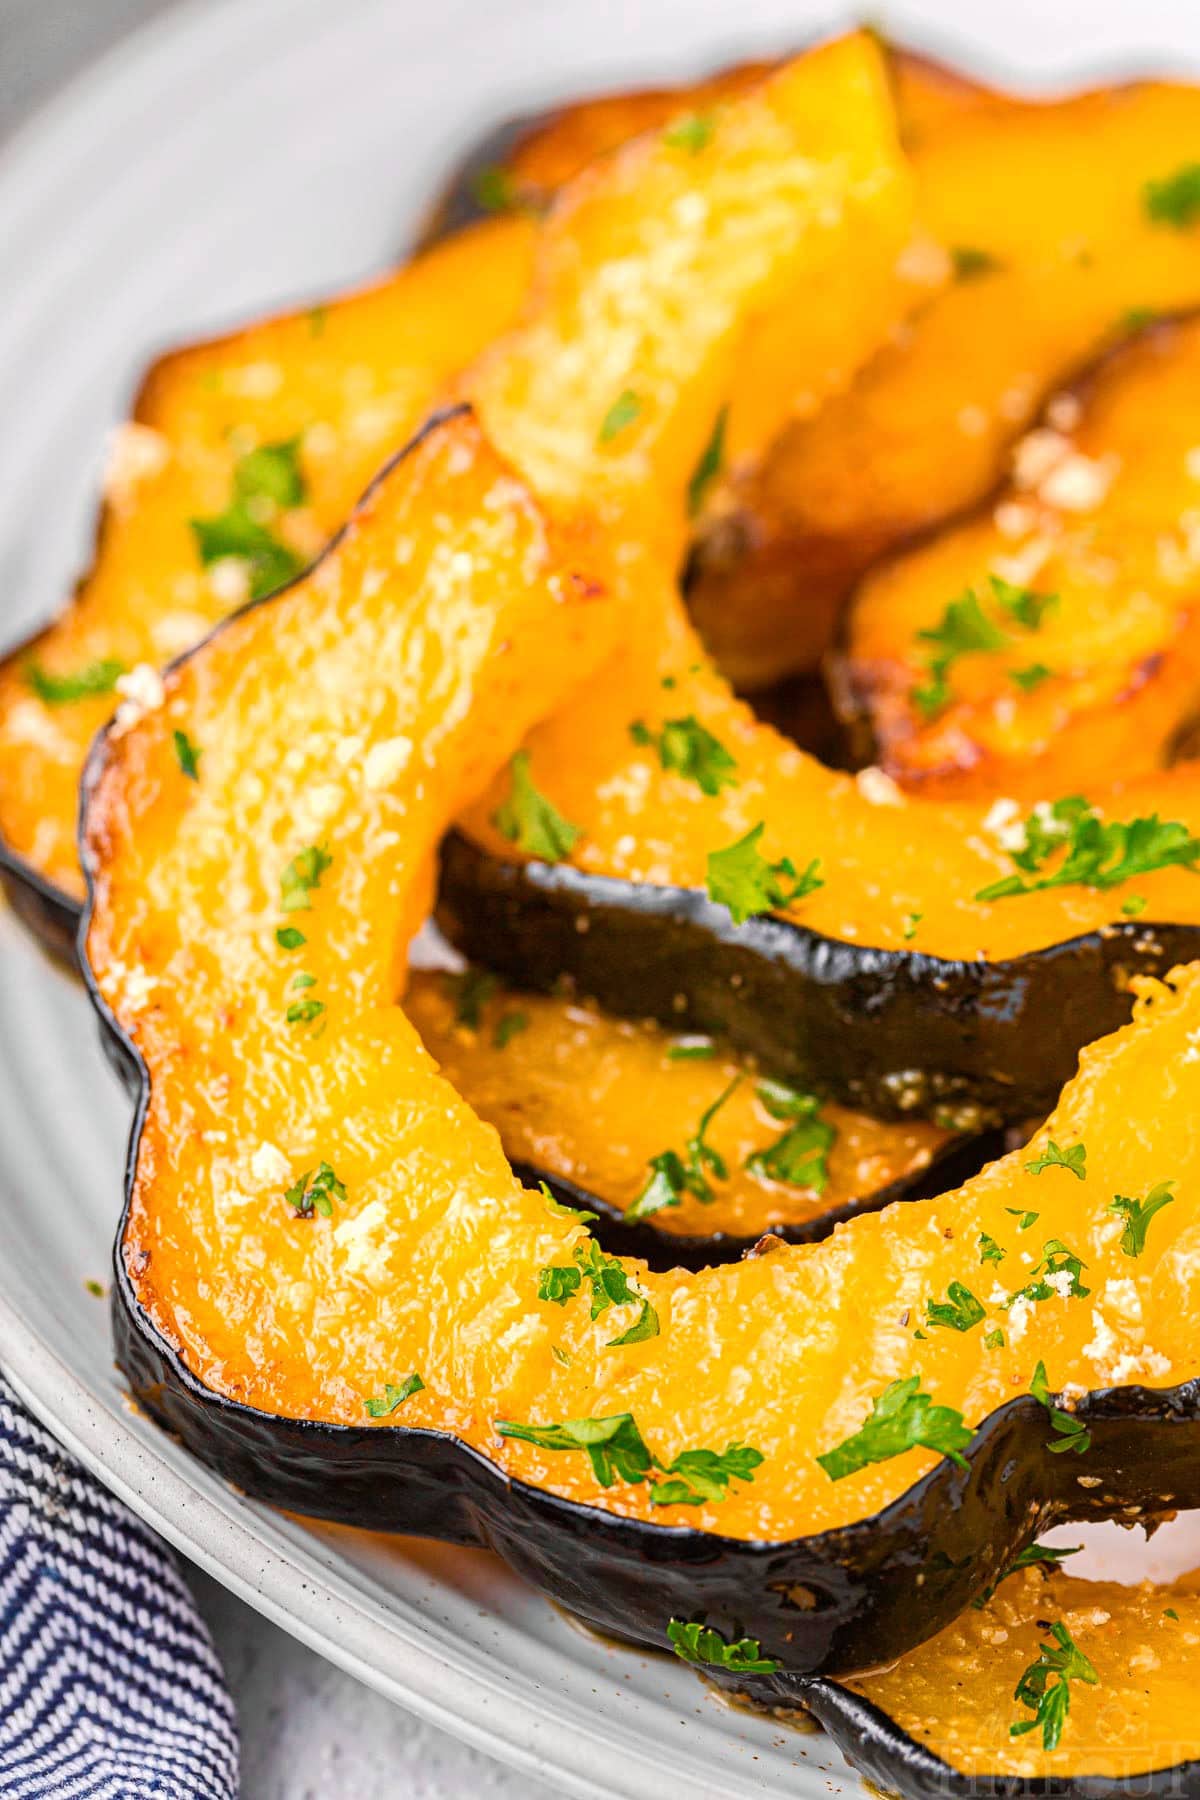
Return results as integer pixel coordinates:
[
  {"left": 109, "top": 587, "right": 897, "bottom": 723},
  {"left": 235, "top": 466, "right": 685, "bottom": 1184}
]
[
  {"left": 0, "top": 216, "right": 536, "bottom": 905},
  {"left": 406, "top": 970, "right": 954, "bottom": 1242},
  {"left": 0, "top": 36, "right": 912, "bottom": 925},
  {"left": 846, "top": 1563, "right": 1200, "bottom": 1779},
  {"left": 465, "top": 34, "right": 913, "bottom": 553},
  {"left": 688, "top": 79, "right": 1200, "bottom": 690},
  {"left": 462, "top": 571, "right": 1200, "bottom": 962},
  {"left": 85, "top": 405, "right": 1200, "bottom": 1542},
  {"left": 837, "top": 318, "right": 1200, "bottom": 800}
]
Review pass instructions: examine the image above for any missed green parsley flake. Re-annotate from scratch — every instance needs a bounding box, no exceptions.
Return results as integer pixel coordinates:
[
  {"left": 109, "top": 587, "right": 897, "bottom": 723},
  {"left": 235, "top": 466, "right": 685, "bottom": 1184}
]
[
  {"left": 984, "top": 1327, "right": 1006, "bottom": 1350},
  {"left": 172, "top": 729, "right": 201, "bottom": 780},
  {"left": 364, "top": 1372, "right": 424, "bottom": 1417},
  {"left": 629, "top": 713, "right": 738, "bottom": 795},
  {"left": 286, "top": 997, "right": 326, "bottom": 1028},
  {"left": 817, "top": 1374, "right": 972, "bottom": 1481},
  {"left": 1024, "top": 1139, "right": 1086, "bottom": 1180},
  {"left": 234, "top": 435, "right": 306, "bottom": 510},
  {"left": 284, "top": 1160, "right": 345, "bottom": 1220},
  {"left": 1109, "top": 1180, "right": 1175, "bottom": 1257},
  {"left": 663, "top": 112, "right": 717, "bottom": 153},
  {"left": 471, "top": 164, "right": 519, "bottom": 214},
  {"left": 976, "top": 795, "right": 1200, "bottom": 902},
  {"left": 536, "top": 1240, "right": 659, "bottom": 1344},
  {"left": 650, "top": 1443, "right": 763, "bottom": 1508},
  {"left": 706, "top": 822, "right": 822, "bottom": 924},
  {"left": 493, "top": 1010, "right": 529, "bottom": 1049},
  {"left": 911, "top": 576, "right": 1056, "bottom": 718},
  {"left": 744, "top": 1081, "right": 835, "bottom": 1193},
  {"left": 979, "top": 1232, "right": 1006, "bottom": 1266},
  {"left": 687, "top": 405, "right": 728, "bottom": 517},
  {"left": 627, "top": 1078, "right": 739, "bottom": 1216},
  {"left": 974, "top": 1541, "right": 1081, "bottom": 1608},
  {"left": 448, "top": 966, "right": 498, "bottom": 1029},
  {"left": 275, "top": 926, "right": 306, "bottom": 951},
  {"left": 24, "top": 658, "right": 126, "bottom": 706},
  {"left": 667, "top": 1038, "right": 716, "bottom": 1061},
  {"left": 1144, "top": 163, "right": 1200, "bottom": 229},
  {"left": 492, "top": 750, "right": 582, "bottom": 861},
  {"left": 280, "top": 843, "right": 332, "bottom": 913},
  {"left": 495, "top": 1412, "right": 653, "bottom": 1487},
  {"left": 1030, "top": 1360, "right": 1092, "bottom": 1456},
  {"left": 538, "top": 1181, "right": 598, "bottom": 1226},
  {"left": 667, "top": 1619, "right": 779, "bottom": 1673},
  {"left": 598, "top": 389, "right": 642, "bottom": 444},
  {"left": 902, "top": 911, "right": 923, "bottom": 941},
  {"left": 925, "top": 1280, "right": 985, "bottom": 1333},
  {"left": 1007, "top": 1238, "right": 1090, "bottom": 1306},
  {"left": 950, "top": 245, "right": 1002, "bottom": 280},
  {"left": 1010, "top": 663, "right": 1053, "bottom": 693},
  {"left": 1006, "top": 1206, "right": 1039, "bottom": 1231},
  {"left": 1010, "top": 1620, "right": 1097, "bottom": 1751}
]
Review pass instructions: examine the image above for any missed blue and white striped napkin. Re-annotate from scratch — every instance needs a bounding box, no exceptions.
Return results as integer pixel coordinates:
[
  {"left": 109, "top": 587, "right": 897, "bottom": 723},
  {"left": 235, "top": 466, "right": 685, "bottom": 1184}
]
[{"left": 0, "top": 1371, "right": 238, "bottom": 1798}]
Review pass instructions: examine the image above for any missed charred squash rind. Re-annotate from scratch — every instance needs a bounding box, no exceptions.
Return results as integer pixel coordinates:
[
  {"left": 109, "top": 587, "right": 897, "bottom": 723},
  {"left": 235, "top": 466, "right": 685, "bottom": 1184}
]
[
  {"left": 104, "top": 1178, "right": 1200, "bottom": 1686},
  {"left": 797, "top": 1681, "right": 1200, "bottom": 1800},
  {"left": 436, "top": 831, "right": 1200, "bottom": 1124},
  {"left": 509, "top": 1129, "right": 998, "bottom": 1272}
]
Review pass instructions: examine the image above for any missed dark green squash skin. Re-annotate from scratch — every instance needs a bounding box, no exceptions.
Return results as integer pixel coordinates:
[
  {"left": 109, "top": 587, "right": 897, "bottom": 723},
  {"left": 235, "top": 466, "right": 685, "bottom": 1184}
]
[
  {"left": 436, "top": 831, "right": 1200, "bottom": 1126},
  {"left": 795, "top": 1680, "right": 1200, "bottom": 1799},
  {"left": 69, "top": 411, "right": 1200, "bottom": 1700}
]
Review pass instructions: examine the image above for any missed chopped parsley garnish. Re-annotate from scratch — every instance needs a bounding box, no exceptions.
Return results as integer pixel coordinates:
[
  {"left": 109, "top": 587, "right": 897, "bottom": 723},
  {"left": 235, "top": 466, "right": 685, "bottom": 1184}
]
[
  {"left": 1006, "top": 1206, "right": 1039, "bottom": 1231},
  {"left": 974, "top": 1540, "right": 1082, "bottom": 1609},
  {"left": 280, "top": 843, "right": 332, "bottom": 912},
  {"left": 1144, "top": 163, "right": 1200, "bottom": 229},
  {"left": 902, "top": 911, "right": 922, "bottom": 941},
  {"left": 1010, "top": 662, "right": 1053, "bottom": 693},
  {"left": 1010, "top": 1620, "right": 1098, "bottom": 1751},
  {"left": 744, "top": 1081, "right": 834, "bottom": 1192},
  {"left": 1120, "top": 305, "right": 1160, "bottom": 333},
  {"left": 705, "top": 822, "right": 822, "bottom": 924},
  {"left": 495, "top": 1413, "right": 654, "bottom": 1487},
  {"left": 627, "top": 1078, "right": 739, "bottom": 1216},
  {"left": 234, "top": 435, "right": 306, "bottom": 510},
  {"left": 950, "top": 244, "right": 1002, "bottom": 280},
  {"left": 275, "top": 926, "right": 306, "bottom": 951},
  {"left": 687, "top": 405, "right": 728, "bottom": 517},
  {"left": 538, "top": 1180, "right": 597, "bottom": 1226},
  {"left": 1008, "top": 1238, "right": 1090, "bottom": 1306},
  {"left": 629, "top": 714, "right": 738, "bottom": 795},
  {"left": 650, "top": 1443, "right": 763, "bottom": 1508},
  {"left": 667, "top": 1038, "right": 716, "bottom": 1061},
  {"left": 286, "top": 996, "right": 326, "bottom": 1027},
  {"left": 1030, "top": 1360, "right": 1092, "bottom": 1455},
  {"left": 984, "top": 1327, "right": 1006, "bottom": 1349},
  {"left": 911, "top": 577, "right": 1056, "bottom": 718},
  {"left": 817, "top": 1374, "right": 972, "bottom": 1481},
  {"left": 598, "top": 388, "right": 642, "bottom": 444},
  {"left": 493, "top": 1010, "right": 529, "bottom": 1049},
  {"left": 173, "top": 729, "right": 201, "bottom": 780},
  {"left": 471, "top": 164, "right": 519, "bottom": 214},
  {"left": 536, "top": 1240, "right": 659, "bottom": 1344},
  {"left": 1110, "top": 1179, "right": 1175, "bottom": 1257},
  {"left": 979, "top": 1233, "right": 1006, "bottom": 1266},
  {"left": 284, "top": 1160, "right": 345, "bottom": 1219},
  {"left": 1121, "top": 894, "right": 1148, "bottom": 917},
  {"left": 24, "top": 657, "right": 126, "bottom": 705},
  {"left": 925, "top": 1280, "right": 985, "bottom": 1333},
  {"left": 667, "top": 1620, "right": 779, "bottom": 1674},
  {"left": 976, "top": 795, "right": 1200, "bottom": 901},
  {"left": 663, "top": 112, "right": 717, "bottom": 154},
  {"left": 1024, "top": 1139, "right": 1086, "bottom": 1180},
  {"left": 364, "top": 1372, "right": 424, "bottom": 1417},
  {"left": 448, "top": 966, "right": 498, "bottom": 1029},
  {"left": 291, "top": 972, "right": 316, "bottom": 990},
  {"left": 492, "top": 750, "right": 582, "bottom": 861},
  {"left": 191, "top": 436, "right": 307, "bottom": 601}
]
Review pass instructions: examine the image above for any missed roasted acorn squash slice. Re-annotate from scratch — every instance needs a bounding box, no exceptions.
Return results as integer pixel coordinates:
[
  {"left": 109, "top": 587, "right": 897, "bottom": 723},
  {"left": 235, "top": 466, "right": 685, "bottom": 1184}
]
[
  {"left": 406, "top": 968, "right": 975, "bottom": 1265},
  {"left": 809, "top": 1558, "right": 1200, "bottom": 1793},
  {"left": 84, "top": 407, "right": 1200, "bottom": 1681},
  {"left": 0, "top": 216, "right": 536, "bottom": 944},
  {"left": 0, "top": 33, "right": 911, "bottom": 955},
  {"left": 835, "top": 318, "right": 1200, "bottom": 800},
  {"left": 689, "top": 78, "right": 1200, "bottom": 690}
]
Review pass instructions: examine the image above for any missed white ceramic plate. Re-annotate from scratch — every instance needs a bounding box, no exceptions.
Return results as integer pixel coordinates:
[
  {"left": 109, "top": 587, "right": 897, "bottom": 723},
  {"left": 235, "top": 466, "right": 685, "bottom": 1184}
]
[{"left": 6, "top": 2, "right": 1200, "bottom": 1795}]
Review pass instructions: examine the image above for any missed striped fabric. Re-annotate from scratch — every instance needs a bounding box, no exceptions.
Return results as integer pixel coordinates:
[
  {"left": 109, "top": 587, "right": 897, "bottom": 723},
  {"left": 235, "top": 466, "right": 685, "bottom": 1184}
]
[{"left": 0, "top": 1372, "right": 238, "bottom": 1798}]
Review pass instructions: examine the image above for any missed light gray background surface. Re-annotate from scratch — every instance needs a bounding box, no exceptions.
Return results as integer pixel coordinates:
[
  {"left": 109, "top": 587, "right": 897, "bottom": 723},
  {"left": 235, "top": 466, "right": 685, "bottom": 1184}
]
[{"left": 0, "top": 3, "right": 559, "bottom": 1795}]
